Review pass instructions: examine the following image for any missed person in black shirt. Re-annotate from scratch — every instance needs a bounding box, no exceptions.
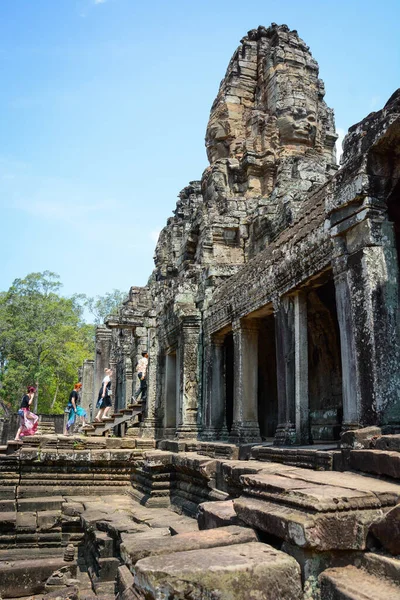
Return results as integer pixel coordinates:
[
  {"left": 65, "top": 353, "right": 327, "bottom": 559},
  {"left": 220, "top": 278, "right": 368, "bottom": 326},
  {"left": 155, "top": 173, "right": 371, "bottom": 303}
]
[
  {"left": 65, "top": 383, "right": 87, "bottom": 433},
  {"left": 15, "top": 386, "right": 39, "bottom": 440}
]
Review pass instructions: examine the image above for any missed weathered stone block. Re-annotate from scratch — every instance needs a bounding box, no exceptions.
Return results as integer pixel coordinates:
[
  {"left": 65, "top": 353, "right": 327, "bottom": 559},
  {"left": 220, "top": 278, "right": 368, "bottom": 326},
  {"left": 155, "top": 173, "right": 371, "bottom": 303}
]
[
  {"left": 134, "top": 542, "right": 302, "bottom": 599},
  {"left": 121, "top": 525, "right": 257, "bottom": 567},
  {"left": 319, "top": 565, "right": 400, "bottom": 599},
  {"left": 349, "top": 449, "right": 400, "bottom": 479},
  {"left": 340, "top": 427, "right": 381, "bottom": 449},
  {"left": 234, "top": 495, "right": 384, "bottom": 551},
  {"left": 0, "top": 511, "right": 16, "bottom": 533},
  {"left": 0, "top": 557, "right": 73, "bottom": 598},
  {"left": 197, "top": 500, "right": 241, "bottom": 529},
  {"left": 37, "top": 510, "right": 62, "bottom": 532},
  {"left": 18, "top": 496, "right": 64, "bottom": 512},
  {"left": 375, "top": 434, "right": 400, "bottom": 452},
  {"left": 370, "top": 503, "right": 400, "bottom": 555},
  {"left": 16, "top": 511, "right": 37, "bottom": 533}
]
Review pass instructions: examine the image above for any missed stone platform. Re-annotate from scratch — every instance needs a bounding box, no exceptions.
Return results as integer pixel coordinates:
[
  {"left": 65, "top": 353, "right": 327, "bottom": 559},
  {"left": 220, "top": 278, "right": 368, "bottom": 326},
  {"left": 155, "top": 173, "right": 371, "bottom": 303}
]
[{"left": 1, "top": 435, "right": 400, "bottom": 599}]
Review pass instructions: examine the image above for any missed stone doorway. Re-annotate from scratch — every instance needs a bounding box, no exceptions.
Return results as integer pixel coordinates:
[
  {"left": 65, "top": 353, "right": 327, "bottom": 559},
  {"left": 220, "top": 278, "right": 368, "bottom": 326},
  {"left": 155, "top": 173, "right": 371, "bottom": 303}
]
[
  {"left": 307, "top": 277, "right": 343, "bottom": 441},
  {"left": 258, "top": 315, "right": 278, "bottom": 440}
]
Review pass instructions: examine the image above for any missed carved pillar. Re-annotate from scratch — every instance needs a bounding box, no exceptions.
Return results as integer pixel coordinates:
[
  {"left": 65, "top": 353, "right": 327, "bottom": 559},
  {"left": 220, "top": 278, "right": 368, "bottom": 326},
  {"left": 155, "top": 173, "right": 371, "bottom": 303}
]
[
  {"left": 331, "top": 200, "right": 400, "bottom": 428},
  {"left": 176, "top": 317, "right": 201, "bottom": 439},
  {"left": 80, "top": 359, "right": 94, "bottom": 416},
  {"left": 274, "top": 292, "right": 309, "bottom": 445},
  {"left": 124, "top": 356, "right": 133, "bottom": 410},
  {"left": 229, "top": 319, "right": 261, "bottom": 444},
  {"left": 202, "top": 335, "right": 227, "bottom": 440},
  {"left": 93, "top": 326, "right": 112, "bottom": 420},
  {"left": 141, "top": 326, "right": 160, "bottom": 438}
]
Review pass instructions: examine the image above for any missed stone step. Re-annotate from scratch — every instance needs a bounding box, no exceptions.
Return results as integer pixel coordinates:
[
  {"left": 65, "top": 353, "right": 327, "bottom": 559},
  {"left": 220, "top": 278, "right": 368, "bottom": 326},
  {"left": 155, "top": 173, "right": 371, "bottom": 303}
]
[
  {"left": 83, "top": 407, "right": 142, "bottom": 436},
  {"left": 133, "top": 541, "right": 302, "bottom": 600},
  {"left": 350, "top": 449, "right": 400, "bottom": 480},
  {"left": 319, "top": 564, "right": 400, "bottom": 599},
  {"left": 234, "top": 467, "right": 400, "bottom": 551},
  {"left": 121, "top": 525, "right": 257, "bottom": 567},
  {"left": 197, "top": 500, "right": 241, "bottom": 530},
  {"left": 6, "top": 441, "right": 23, "bottom": 455},
  {"left": 17, "top": 496, "right": 64, "bottom": 512}
]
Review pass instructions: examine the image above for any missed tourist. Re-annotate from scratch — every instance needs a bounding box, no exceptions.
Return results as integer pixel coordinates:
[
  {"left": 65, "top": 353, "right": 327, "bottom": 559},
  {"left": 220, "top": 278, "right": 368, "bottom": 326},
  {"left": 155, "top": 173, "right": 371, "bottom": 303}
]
[
  {"left": 65, "top": 383, "right": 87, "bottom": 434},
  {"left": 15, "top": 386, "right": 39, "bottom": 440},
  {"left": 134, "top": 351, "right": 148, "bottom": 404},
  {"left": 95, "top": 368, "right": 113, "bottom": 421}
]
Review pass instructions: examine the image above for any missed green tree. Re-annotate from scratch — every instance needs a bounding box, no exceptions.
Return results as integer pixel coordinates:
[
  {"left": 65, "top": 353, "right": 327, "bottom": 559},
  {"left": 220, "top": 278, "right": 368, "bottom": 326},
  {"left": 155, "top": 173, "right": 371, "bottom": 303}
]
[
  {"left": 85, "top": 289, "right": 127, "bottom": 325},
  {"left": 0, "top": 271, "right": 94, "bottom": 414}
]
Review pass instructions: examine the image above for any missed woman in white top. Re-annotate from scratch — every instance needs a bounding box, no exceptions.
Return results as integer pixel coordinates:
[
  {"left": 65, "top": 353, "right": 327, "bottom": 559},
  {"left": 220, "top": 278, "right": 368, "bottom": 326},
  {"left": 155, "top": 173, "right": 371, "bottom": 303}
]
[{"left": 95, "top": 368, "right": 113, "bottom": 421}]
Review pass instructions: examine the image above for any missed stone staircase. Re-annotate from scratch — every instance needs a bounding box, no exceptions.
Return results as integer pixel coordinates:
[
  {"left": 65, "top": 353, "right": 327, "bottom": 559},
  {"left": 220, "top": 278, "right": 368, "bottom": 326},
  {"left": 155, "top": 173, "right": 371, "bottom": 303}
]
[
  {"left": 0, "top": 440, "right": 22, "bottom": 455},
  {"left": 37, "top": 417, "right": 56, "bottom": 435},
  {"left": 82, "top": 402, "right": 143, "bottom": 437}
]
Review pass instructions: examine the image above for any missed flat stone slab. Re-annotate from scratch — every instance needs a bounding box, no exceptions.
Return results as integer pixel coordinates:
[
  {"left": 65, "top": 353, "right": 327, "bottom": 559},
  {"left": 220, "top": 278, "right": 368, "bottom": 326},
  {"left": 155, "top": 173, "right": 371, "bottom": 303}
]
[
  {"left": 121, "top": 525, "right": 257, "bottom": 566},
  {"left": 350, "top": 449, "right": 400, "bottom": 479},
  {"left": 239, "top": 471, "right": 400, "bottom": 511},
  {"left": 134, "top": 542, "right": 302, "bottom": 600},
  {"left": 319, "top": 565, "right": 400, "bottom": 599},
  {"left": 18, "top": 496, "right": 65, "bottom": 512},
  {"left": 375, "top": 434, "right": 400, "bottom": 452},
  {"left": 0, "top": 557, "right": 74, "bottom": 597},
  {"left": 234, "top": 496, "right": 384, "bottom": 551},
  {"left": 197, "top": 500, "right": 241, "bottom": 529}
]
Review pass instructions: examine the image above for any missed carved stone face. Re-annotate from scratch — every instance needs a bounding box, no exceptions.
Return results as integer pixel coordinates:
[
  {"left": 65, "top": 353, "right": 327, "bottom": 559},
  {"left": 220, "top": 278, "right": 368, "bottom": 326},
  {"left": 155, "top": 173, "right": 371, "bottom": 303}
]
[
  {"left": 206, "top": 120, "right": 231, "bottom": 163},
  {"left": 277, "top": 107, "right": 317, "bottom": 146}
]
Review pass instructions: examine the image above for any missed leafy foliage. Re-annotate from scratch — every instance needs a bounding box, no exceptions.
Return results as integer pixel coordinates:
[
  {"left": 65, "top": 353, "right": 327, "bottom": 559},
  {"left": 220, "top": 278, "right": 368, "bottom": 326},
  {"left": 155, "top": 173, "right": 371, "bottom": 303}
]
[
  {"left": 85, "top": 289, "right": 127, "bottom": 325},
  {"left": 0, "top": 271, "right": 94, "bottom": 415}
]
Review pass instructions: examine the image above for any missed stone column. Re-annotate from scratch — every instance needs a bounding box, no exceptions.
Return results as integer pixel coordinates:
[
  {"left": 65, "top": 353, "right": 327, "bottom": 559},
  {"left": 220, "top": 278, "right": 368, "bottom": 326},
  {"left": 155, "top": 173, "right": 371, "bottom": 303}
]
[
  {"left": 124, "top": 356, "right": 133, "bottom": 410},
  {"left": 202, "top": 335, "right": 227, "bottom": 440},
  {"left": 333, "top": 263, "right": 360, "bottom": 429},
  {"left": 229, "top": 319, "right": 261, "bottom": 444},
  {"left": 176, "top": 317, "right": 201, "bottom": 439},
  {"left": 141, "top": 326, "right": 160, "bottom": 438},
  {"left": 331, "top": 203, "right": 400, "bottom": 428},
  {"left": 80, "top": 359, "right": 94, "bottom": 416},
  {"left": 93, "top": 326, "right": 112, "bottom": 420},
  {"left": 274, "top": 292, "right": 309, "bottom": 445}
]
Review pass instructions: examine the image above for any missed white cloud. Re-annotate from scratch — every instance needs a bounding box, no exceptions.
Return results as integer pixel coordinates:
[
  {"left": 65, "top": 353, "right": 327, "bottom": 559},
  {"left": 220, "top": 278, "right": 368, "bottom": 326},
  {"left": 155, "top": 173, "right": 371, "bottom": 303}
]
[
  {"left": 335, "top": 127, "right": 346, "bottom": 165},
  {"left": 94, "top": 0, "right": 107, "bottom": 3}
]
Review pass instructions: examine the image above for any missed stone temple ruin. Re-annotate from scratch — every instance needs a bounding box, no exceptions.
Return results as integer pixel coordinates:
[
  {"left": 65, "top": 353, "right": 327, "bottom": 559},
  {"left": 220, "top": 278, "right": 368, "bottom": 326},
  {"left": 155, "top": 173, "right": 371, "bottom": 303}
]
[{"left": 1, "top": 23, "right": 400, "bottom": 600}]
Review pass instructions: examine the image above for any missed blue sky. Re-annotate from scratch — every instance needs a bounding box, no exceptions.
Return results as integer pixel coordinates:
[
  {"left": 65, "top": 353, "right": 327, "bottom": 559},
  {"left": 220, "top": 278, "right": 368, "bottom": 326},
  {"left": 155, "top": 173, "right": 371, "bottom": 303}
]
[{"left": 0, "top": 0, "right": 399, "bottom": 309}]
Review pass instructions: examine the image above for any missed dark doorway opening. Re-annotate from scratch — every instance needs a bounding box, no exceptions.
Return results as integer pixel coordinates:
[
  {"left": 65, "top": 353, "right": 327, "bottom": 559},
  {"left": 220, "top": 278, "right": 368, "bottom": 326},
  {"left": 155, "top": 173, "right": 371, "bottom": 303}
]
[
  {"left": 307, "top": 277, "right": 343, "bottom": 441},
  {"left": 165, "top": 352, "right": 177, "bottom": 430},
  {"left": 387, "top": 179, "right": 400, "bottom": 269},
  {"left": 224, "top": 333, "right": 234, "bottom": 434},
  {"left": 258, "top": 315, "right": 278, "bottom": 439}
]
